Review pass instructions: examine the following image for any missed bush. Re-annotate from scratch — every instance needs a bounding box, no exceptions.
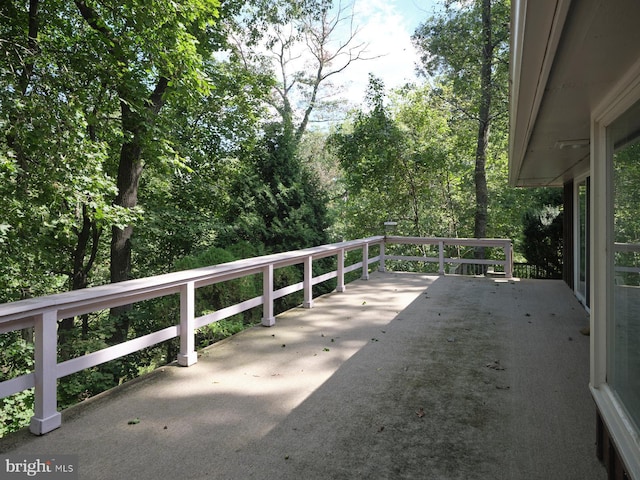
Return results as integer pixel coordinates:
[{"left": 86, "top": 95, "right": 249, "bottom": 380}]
[
  {"left": 522, "top": 205, "right": 563, "bottom": 279},
  {"left": 0, "top": 333, "right": 35, "bottom": 436}
]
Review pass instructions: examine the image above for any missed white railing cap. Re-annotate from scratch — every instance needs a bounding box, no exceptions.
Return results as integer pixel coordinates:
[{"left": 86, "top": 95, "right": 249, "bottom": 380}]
[{"left": 0, "top": 236, "right": 385, "bottom": 324}]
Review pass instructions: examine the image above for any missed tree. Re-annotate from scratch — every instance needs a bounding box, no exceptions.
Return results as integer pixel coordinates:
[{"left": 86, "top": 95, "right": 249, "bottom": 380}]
[
  {"left": 413, "top": 0, "right": 510, "bottom": 259},
  {"left": 70, "top": 0, "right": 222, "bottom": 342},
  {"left": 229, "top": 0, "right": 373, "bottom": 140},
  {"left": 0, "top": 0, "right": 122, "bottom": 304},
  {"left": 522, "top": 202, "right": 564, "bottom": 279},
  {"left": 217, "top": 0, "right": 371, "bottom": 252},
  {"left": 219, "top": 120, "right": 331, "bottom": 253},
  {"left": 132, "top": 57, "right": 274, "bottom": 275},
  {"left": 330, "top": 77, "right": 457, "bottom": 242}
]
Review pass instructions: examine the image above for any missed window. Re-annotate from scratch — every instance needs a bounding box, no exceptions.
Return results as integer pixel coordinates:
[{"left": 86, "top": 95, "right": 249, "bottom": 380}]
[{"left": 609, "top": 98, "right": 640, "bottom": 431}]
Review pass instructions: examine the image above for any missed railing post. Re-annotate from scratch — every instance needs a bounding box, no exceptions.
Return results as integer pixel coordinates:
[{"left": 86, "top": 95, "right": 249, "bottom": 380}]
[
  {"left": 379, "top": 241, "right": 386, "bottom": 272},
  {"left": 336, "top": 248, "right": 346, "bottom": 292},
  {"left": 303, "top": 255, "right": 313, "bottom": 309},
  {"left": 262, "top": 264, "right": 275, "bottom": 326},
  {"left": 178, "top": 281, "right": 197, "bottom": 367},
  {"left": 505, "top": 241, "right": 513, "bottom": 278},
  {"left": 438, "top": 240, "right": 445, "bottom": 275},
  {"left": 361, "top": 243, "right": 370, "bottom": 280},
  {"left": 30, "top": 310, "right": 62, "bottom": 435}
]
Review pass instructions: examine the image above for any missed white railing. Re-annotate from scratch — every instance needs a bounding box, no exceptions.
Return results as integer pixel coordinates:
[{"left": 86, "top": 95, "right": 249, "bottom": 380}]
[
  {"left": 0, "top": 236, "right": 512, "bottom": 436},
  {"left": 381, "top": 236, "right": 513, "bottom": 278},
  {"left": 614, "top": 242, "right": 640, "bottom": 276}
]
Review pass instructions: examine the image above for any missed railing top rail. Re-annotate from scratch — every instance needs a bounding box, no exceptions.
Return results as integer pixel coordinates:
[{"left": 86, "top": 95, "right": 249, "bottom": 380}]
[
  {"left": 0, "top": 236, "right": 384, "bottom": 324},
  {"left": 0, "top": 235, "right": 512, "bottom": 325},
  {"left": 385, "top": 236, "right": 512, "bottom": 247},
  {"left": 613, "top": 242, "right": 640, "bottom": 253}
]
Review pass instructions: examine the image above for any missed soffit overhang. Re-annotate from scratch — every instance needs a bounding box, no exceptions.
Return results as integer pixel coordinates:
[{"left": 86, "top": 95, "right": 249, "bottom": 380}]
[{"left": 509, "top": 0, "right": 640, "bottom": 187}]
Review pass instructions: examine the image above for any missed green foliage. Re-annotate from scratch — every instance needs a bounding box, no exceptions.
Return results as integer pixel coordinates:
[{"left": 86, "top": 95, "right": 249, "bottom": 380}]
[
  {"left": 413, "top": 0, "right": 510, "bottom": 115},
  {"left": 330, "top": 77, "right": 463, "bottom": 240},
  {"left": 219, "top": 122, "right": 331, "bottom": 253},
  {"left": 521, "top": 190, "right": 564, "bottom": 279},
  {"left": 614, "top": 142, "right": 640, "bottom": 243},
  {"left": 58, "top": 368, "right": 116, "bottom": 410},
  {"left": 175, "top": 245, "right": 262, "bottom": 324},
  {"left": 197, "top": 318, "right": 247, "bottom": 347},
  {"left": 413, "top": 0, "right": 510, "bottom": 242},
  {"left": 0, "top": 333, "right": 34, "bottom": 436},
  {"left": 0, "top": 0, "right": 226, "bottom": 302}
]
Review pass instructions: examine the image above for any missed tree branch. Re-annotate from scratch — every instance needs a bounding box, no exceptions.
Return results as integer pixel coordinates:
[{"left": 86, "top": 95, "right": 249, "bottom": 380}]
[{"left": 74, "top": 0, "right": 126, "bottom": 61}]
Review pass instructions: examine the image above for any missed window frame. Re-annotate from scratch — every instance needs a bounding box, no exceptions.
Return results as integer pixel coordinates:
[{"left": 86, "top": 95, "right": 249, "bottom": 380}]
[{"left": 590, "top": 57, "right": 640, "bottom": 479}]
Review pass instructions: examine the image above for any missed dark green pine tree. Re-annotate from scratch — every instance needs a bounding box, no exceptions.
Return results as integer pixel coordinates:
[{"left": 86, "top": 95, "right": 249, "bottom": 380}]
[
  {"left": 220, "top": 120, "right": 330, "bottom": 253},
  {"left": 522, "top": 207, "right": 564, "bottom": 279}
]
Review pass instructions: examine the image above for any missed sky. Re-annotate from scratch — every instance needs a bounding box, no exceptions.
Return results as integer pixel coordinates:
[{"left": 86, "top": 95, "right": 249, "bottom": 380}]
[{"left": 335, "top": 0, "right": 442, "bottom": 103}]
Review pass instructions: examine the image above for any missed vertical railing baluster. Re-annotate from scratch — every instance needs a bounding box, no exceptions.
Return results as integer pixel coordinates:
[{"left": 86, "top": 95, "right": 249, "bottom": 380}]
[
  {"left": 337, "top": 249, "right": 346, "bottom": 292},
  {"left": 361, "top": 243, "right": 370, "bottom": 280},
  {"left": 379, "top": 241, "right": 386, "bottom": 272},
  {"left": 438, "top": 240, "right": 445, "bottom": 275},
  {"left": 505, "top": 241, "right": 513, "bottom": 278},
  {"left": 303, "top": 255, "right": 313, "bottom": 309},
  {"left": 262, "top": 264, "right": 275, "bottom": 326},
  {"left": 30, "top": 310, "right": 62, "bottom": 435},
  {"left": 178, "top": 281, "right": 197, "bottom": 366}
]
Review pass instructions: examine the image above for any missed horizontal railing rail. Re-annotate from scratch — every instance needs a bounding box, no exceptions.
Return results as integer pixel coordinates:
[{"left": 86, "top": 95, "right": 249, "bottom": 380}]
[
  {"left": 0, "top": 235, "right": 511, "bottom": 436},
  {"left": 381, "top": 236, "right": 513, "bottom": 278}
]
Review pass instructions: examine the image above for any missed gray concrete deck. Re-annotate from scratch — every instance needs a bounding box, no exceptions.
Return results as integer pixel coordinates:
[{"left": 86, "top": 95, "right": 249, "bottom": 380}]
[{"left": 0, "top": 273, "right": 606, "bottom": 479}]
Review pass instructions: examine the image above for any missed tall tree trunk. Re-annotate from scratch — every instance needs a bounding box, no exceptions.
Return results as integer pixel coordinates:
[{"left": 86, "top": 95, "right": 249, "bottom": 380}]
[
  {"left": 108, "top": 118, "right": 143, "bottom": 344},
  {"left": 108, "top": 79, "right": 168, "bottom": 345},
  {"left": 474, "top": 0, "right": 492, "bottom": 264},
  {"left": 60, "top": 204, "right": 102, "bottom": 357}
]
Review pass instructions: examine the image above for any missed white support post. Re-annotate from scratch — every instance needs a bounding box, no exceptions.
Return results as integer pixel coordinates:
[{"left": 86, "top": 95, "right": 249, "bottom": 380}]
[
  {"left": 336, "top": 249, "right": 346, "bottom": 292},
  {"left": 30, "top": 310, "right": 62, "bottom": 435},
  {"left": 505, "top": 242, "right": 513, "bottom": 278},
  {"left": 178, "top": 281, "right": 197, "bottom": 366},
  {"left": 303, "top": 255, "right": 313, "bottom": 309},
  {"left": 262, "top": 264, "right": 275, "bottom": 326},
  {"left": 361, "top": 243, "right": 370, "bottom": 280},
  {"left": 379, "top": 241, "right": 386, "bottom": 272},
  {"left": 438, "top": 240, "right": 445, "bottom": 275}
]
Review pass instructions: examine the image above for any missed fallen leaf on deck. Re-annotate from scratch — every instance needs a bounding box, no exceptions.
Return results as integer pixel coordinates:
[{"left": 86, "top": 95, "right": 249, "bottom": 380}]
[
  {"left": 416, "top": 407, "right": 425, "bottom": 418},
  {"left": 485, "top": 360, "right": 505, "bottom": 371}
]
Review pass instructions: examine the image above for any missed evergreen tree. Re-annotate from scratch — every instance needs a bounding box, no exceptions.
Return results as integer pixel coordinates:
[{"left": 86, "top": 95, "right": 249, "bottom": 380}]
[
  {"left": 521, "top": 191, "right": 564, "bottom": 279},
  {"left": 219, "top": 121, "right": 330, "bottom": 253}
]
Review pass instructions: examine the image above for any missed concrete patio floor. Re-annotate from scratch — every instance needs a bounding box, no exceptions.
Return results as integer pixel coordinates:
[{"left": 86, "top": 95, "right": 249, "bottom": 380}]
[{"left": 0, "top": 272, "right": 606, "bottom": 479}]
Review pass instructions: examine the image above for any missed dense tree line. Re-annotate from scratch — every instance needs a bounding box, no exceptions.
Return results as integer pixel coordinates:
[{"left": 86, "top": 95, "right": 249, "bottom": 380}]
[{"left": 0, "top": 0, "right": 561, "bottom": 435}]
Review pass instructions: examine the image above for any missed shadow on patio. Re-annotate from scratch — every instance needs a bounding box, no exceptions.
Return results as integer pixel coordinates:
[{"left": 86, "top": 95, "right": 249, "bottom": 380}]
[{"left": 0, "top": 272, "right": 605, "bottom": 480}]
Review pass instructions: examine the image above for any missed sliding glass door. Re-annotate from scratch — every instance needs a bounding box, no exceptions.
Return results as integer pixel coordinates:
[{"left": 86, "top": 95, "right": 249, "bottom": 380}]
[{"left": 576, "top": 177, "right": 590, "bottom": 308}]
